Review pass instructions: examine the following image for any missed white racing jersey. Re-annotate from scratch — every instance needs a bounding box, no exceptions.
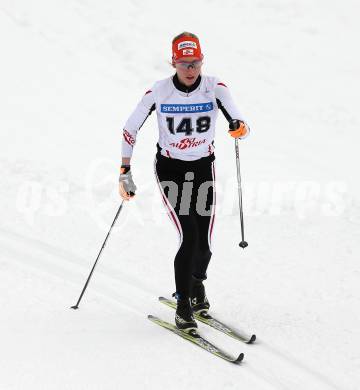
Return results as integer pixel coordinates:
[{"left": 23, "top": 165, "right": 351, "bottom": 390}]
[{"left": 121, "top": 74, "right": 247, "bottom": 161}]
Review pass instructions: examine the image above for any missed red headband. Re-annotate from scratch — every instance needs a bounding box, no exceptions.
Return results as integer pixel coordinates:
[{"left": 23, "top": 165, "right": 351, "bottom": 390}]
[{"left": 172, "top": 36, "right": 203, "bottom": 61}]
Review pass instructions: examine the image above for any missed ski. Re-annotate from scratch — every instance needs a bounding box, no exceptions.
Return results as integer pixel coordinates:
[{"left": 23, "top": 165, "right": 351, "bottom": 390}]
[
  {"left": 159, "top": 296, "right": 256, "bottom": 344},
  {"left": 148, "top": 315, "right": 244, "bottom": 364}
]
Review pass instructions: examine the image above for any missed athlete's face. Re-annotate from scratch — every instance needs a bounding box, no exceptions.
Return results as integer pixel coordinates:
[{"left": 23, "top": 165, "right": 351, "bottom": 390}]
[{"left": 173, "top": 56, "right": 202, "bottom": 87}]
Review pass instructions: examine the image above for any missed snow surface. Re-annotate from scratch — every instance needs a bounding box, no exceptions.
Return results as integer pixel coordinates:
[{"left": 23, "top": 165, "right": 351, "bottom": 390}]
[{"left": 1, "top": 0, "right": 359, "bottom": 389}]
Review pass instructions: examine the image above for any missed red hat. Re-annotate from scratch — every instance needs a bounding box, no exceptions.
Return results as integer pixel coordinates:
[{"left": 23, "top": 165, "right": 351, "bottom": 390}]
[{"left": 172, "top": 35, "right": 203, "bottom": 61}]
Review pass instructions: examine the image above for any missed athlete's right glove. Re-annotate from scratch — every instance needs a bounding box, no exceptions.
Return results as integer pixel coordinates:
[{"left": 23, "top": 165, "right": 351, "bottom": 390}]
[
  {"left": 119, "top": 165, "right": 137, "bottom": 201},
  {"left": 228, "top": 119, "right": 250, "bottom": 139}
]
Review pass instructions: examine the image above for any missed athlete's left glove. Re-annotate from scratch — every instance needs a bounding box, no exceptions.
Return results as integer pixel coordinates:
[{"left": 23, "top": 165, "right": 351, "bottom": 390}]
[
  {"left": 119, "top": 165, "right": 137, "bottom": 201},
  {"left": 228, "top": 119, "right": 250, "bottom": 139}
]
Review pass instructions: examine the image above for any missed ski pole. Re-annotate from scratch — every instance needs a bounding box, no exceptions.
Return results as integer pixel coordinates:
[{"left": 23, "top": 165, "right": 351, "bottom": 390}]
[
  {"left": 71, "top": 201, "right": 125, "bottom": 309},
  {"left": 234, "top": 138, "right": 248, "bottom": 248}
]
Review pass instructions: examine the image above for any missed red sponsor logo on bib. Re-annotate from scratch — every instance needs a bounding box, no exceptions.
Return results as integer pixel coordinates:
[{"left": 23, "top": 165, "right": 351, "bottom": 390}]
[{"left": 170, "top": 137, "right": 206, "bottom": 150}]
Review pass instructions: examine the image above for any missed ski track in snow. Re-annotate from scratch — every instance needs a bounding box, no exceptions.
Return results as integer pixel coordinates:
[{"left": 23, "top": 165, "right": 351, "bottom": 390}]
[
  {"left": 0, "top": 226, "right": 154, "bottom": 317},
  {"left": 0, "top": 225, "right": 347, "bottom": 390}
]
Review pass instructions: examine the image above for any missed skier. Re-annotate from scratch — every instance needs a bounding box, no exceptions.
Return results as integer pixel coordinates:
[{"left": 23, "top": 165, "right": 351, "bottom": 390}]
[{"left": 119, "top": 32, "right": 249, "bottom": 332}]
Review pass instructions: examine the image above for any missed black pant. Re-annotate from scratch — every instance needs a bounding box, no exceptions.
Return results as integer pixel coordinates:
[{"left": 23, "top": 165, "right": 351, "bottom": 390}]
[{"left": 154, "top": 151, "right": 216, "bottom": 298}]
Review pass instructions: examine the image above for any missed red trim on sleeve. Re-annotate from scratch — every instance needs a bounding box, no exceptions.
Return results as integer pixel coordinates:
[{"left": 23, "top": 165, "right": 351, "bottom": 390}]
[
  {"left": 217, "top": 82, "right": 227, "bottom": 88},
  {"left": 145, "top": 90, "right": 152, "bottom": 95}
]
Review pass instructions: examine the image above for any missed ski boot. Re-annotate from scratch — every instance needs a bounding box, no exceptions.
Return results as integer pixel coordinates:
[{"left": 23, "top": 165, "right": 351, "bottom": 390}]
[
  {"left": 173, "top": 293, "right": 198, "bottom": 333},
  {"left": 190, "top": 276, "right": 210, "bottom": 314}
]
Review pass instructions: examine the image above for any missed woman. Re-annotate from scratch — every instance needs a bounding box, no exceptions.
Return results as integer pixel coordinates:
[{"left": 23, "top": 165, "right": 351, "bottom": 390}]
[{"left": 119, "top": 32, "right": 249, "bottom": 332}]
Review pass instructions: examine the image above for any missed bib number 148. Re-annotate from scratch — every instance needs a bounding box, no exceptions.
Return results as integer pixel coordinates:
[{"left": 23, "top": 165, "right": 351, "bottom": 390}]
[{"left": 166, "top": 116, "right": 211, "bottom": 136}]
